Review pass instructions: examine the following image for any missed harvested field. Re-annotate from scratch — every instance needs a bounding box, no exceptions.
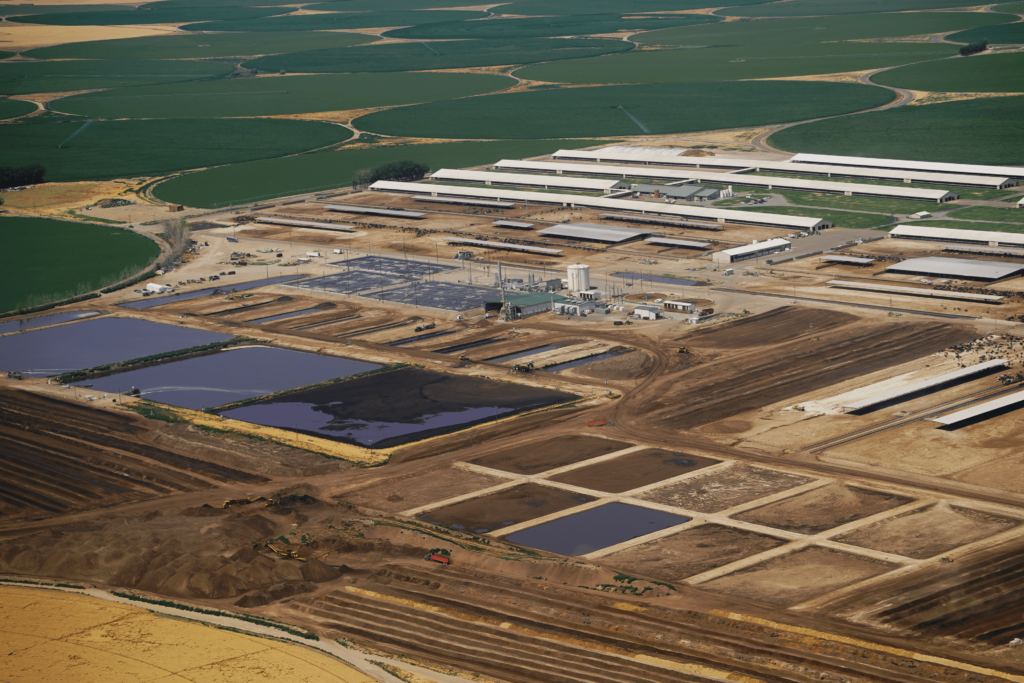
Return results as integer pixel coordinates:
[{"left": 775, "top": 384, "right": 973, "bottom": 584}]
[
  {"left": 340, "top": 464, "right": 507, "bottom": 514},
  {"left": 601, "top": 524, "right": 789, "bottom": 582},
  {"left": 416, "top": 483, "right": 594, "bottom": 534},
  {"left": 701, "top": 547, "right": 897, "bottom": 607},
  {"left": 733, "top": 484, "right": 913, "bottom": 535},
  {"left": 0, "top": 390, "right": 266, "bottom": 522},
  {"left": 638, "top": 464, "right": 815, "bottom": 513},
  {"left": 683, "top": 306, "right": 857, "bottom": 349},
  {"left": 835, "top": 503, "right": 1020, "bottom": 560},
  {"left": 469, "top": 435, "right": 632, "bottom": 475},
  {"left": 548, "top": 448, "right": 719, "bottom": 494}
]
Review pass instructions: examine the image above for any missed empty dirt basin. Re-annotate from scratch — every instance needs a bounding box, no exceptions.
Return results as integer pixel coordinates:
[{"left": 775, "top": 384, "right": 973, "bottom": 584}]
[
  {"left": 700, "top": 546, "right": 898, "bottom": 607},
  {"left": 835, "top": 503, "right": 1021, "bottom": 560},
  {"left": 638, "top": 464, "right": 814, "bottom": 513},
  {"left": 601, "top": 524, "right": 789, "bottom": 582},
  {"left": 469, "top": 435, "right": 632, "bottom": 476},
  {"left": 732, "top": 483, "right": 913, "bottom": 535},
  {"left": 416, "top": 483, "right": 594, "bottom": 534},
  {"left": 548, "top": 449, "right": 719, "bottom": 494},
  {"left": 341, "top": 464, "right": 507, "bottom": 513}
]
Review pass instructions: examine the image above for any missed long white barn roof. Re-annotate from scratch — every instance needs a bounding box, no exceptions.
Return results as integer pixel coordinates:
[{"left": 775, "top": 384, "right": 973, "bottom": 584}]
[
  {"left": 431, "top": 169, "right": 625, "bottom": 191},
  {"left": 765, "top": 161, "right": 1013, "bottom": 189},
  {"left": 789, "top": 153, "right": 1024, "bottom": 179},
  {"left": 844, "top": 359, "right": 1008, "bottom": 411},
  {"left": 369, "top": 181, "right": 832, "bottom": 230},
  {"left": 931, "top": 389, "right": 1024, "bottom": 426},
  {"left": 551, "top": 149, "right": 756, "bottom": 170},
  {"left": 890, "top": 224, "right": 1024, "bottom": 248},
  {"left": 722, "top": 238, "right": 791, "bottom": 256},
  {"left": 496, "top": 159, "right": 955, "bottom": 201}
]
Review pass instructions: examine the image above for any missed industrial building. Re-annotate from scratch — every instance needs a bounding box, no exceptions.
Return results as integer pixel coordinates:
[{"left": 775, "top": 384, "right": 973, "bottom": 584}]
[
  {"left": 788, "top": 153, "right": 1024, "bottom": 180},
  {"left": 645, "top": 237, "right": 710, "bottom": 250},
  {"left": 537, "top": 223, "right": 653, "bottom": 244},
  {"left": 712, "top": 238, "right": 791, "bottom": 264},
  {"left": 494, "top": 159, "right": 957, "bottom": 203},
  {"left": 484, "top": 292, "right": 569, "bottom": 319},
  {"left": 889, "top": 224, "right": 1024, "bottom": 249},
  {"left": 633, "top": 305, "right": 661, "bottom": 320},
  {"left": 430, "top": 169, "right": 628, "bottom": 194},
  {"left": 663, "top": 301, "right": 695, "bottom": 313},
  {"left": 884, "top": 257, "right": 1024, "bottom": 281},
  {"left": 567, "top": 264, "right": 591, "bottom": 293},
  {"left": 368, "top": 181, "right": 833, "bottom": 231}
]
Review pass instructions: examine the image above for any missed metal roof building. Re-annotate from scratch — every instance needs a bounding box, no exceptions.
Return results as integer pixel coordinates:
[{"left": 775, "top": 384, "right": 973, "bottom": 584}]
[
  {"left": 821, "top": 255, "right": 875, "bottom": 266},
  {"left": 484, "top": 292, "right": 569, "bottom": 318},
  {"left": 536, "top": 223, "right": 652, "bottom": 244},
  {"left": 645, "top": 237, "right": 710, "bottom": 249},
  {"left": 445, "top": 237, "right": 563, "bottom": 255},
  {"left": 788, "top": 153, "right": 1024, "bottom": 180},
  {"left": 931, "top": 389, "right": 1024, "bottom": 427},
  {"left": 600, "top": 213, "right": 722, "bottom": 231},
  {"left": 889, "top": 224, "right": 1024, "bottom": 248},
  {"left": 826, "top": 279, "right": 1004, "bottom": 302},
  {"left": 493, "top": 220, "right": 535, "bottom": 229},
  {"left": 762, "top": 161, "right": 1015, "bottom": 190},
  {"left": 254, "top": 216, "right": 355, "bottom": 232},
  {"left": 550, "top": 149, "right": 757, "bottom": 171},
  {"left": 495, "top": 159, "right": 956, "bottom": 202},
  {"left": 632, "top": 183, "right": 704, "bottom": 199},
  {"left": 844, "top": 359, "right": 1008, "bottom": 412},
  {"left": 414, "top": 196, "right": 513, "bottom": 208},
  {"left": 431, "top": 169, "right": 627, "bottom": 193},
  {"left": 325, "top": 204, "right": 425, "bottom": 219},
  {"left": 712, "top": 238, "right": 791, "bottom": 264},
  {"left": 884, "top": 257, "right": 1024, "bottom": 281},
  {"left": 369, "top": 181, "right": 833, "bottom": 230}
]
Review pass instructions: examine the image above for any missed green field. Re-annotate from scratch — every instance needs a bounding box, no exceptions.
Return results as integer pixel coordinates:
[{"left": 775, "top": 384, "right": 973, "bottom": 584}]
[
  {"left": 947, "top": 206, "right": 1024, "bottom": 225},
  {"left": 495, "top": 0, "right": 771, "bottom": 13},
  {"left": 2, "top": 118, "right": 353, "bottom": 182},
  {"left": 0, "top": 4, "right": 124, "bottom": 16},
  {"left": 0, "top": 98, "right": 35, "bottom": 120},
  {"left": 873, "top": 52, "right": 1024, "bottom": 93},
  {"left": 734, "top": 206, "right": 895, "bottom": 230},
  {"left": 306, "top": 0, "right": 487, "bottom": 7},
  {"left": 0, "top": 216, "right": 160, "bottom": 314},
  {"left": 516, "top": 42, "right": 956, "bottom": 85},
  {"left": 899, "top": 219, "right": 1024, "bottom": 234},
  {"left": 635, "top": 12, "right": 1007, "bottom": 47},
  {"left": 52, "top": 72, "right": 513, "bottom": 119},
  {"left": 180, "top": 10, "right": 486, "bottom": 32},
  {"left": 10, "top": 4, "right": 286, "bottom": 25},
  {"left": 356, "top": 81, "right": 893, "bottom": 139},
  {"left": 769, "top": 96, "right": 1024, "bottom": 166},
  {"left": 152, "top": 139, "right": 605, "bottom": 208},
  {"left": 244, "top": 38, "right": 633, "bottom": 74},
  {"left": 25, "top": 31, "right": 376, "bottom": 61},
  {"left": 384, "top": 13, "right": 716, "bottom": 40},
  {"left": 720, "top": 0, "right": 996, "bottom": 16},
  {"left": 949, "top": 21, "right": 1024, "bottom": 46},
  {"left": 0, "top": 60, "right": 234, "bottom": 96},
  {"left": 0, "top": 52, "right": 11, "bottom": 60}
]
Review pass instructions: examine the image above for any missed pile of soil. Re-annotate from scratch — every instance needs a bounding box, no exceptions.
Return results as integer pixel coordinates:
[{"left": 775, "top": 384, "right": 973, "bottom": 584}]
[{"left": 572, "top": 350, "right": 654, "bottom": 381}]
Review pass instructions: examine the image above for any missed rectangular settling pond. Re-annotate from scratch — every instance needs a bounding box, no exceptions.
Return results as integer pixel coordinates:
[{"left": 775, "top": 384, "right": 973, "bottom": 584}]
[
  {"left": 0, "top": 310, "right": 99, "bottom": 335},
  {"left": 217, "top": 367, "right": 577, "bottom": 449},
  {"left": 71, "top": 346, "right": 379, "bottom": 410},
  {"left": 504, "top": 502, "right": 690, "bottom": 557},
  {"left": 0, "top": 317, "right": 233, "bottom": 376}
]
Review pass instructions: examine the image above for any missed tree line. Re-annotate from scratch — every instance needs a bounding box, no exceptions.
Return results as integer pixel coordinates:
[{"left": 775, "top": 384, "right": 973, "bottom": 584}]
[{"left": 352, "top": 159, "right": 429, "bottom": 188}]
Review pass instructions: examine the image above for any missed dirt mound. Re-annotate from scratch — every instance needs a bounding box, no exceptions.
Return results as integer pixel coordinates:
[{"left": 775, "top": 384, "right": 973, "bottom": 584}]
[
  {"left": 301, "top": 558, "right": 343, "bottom": 582},
  {"left": 234, "top": 580, "right": 318, "bottom": 608},
  {"left": 572, "top": 350, "right": 654, "bottom": 381},
  {"left": 684, "top": 306, "right": 857, "bottom": 349}
]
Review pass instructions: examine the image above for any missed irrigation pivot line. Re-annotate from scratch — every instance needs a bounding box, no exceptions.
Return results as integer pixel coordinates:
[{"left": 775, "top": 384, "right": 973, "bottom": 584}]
[
  {"left": 618, "top": 105, "right": 650, "bottom": 135},
  {"left": 58, "top": 119, "right": 94, "bottom": 148},
  {"left": 69, "top": 91, "right": 290, "bottom": 101},
  {"left": 420, "top": 42, "right": 440, "bottom": 55}
]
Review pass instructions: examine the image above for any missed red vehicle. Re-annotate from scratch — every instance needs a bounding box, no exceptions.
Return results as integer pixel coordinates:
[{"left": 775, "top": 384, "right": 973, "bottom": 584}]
[
  {"left": 587, "top": 419, "right": 608, "bottom": 427},
  {"left": 424, "top": 553, "right": 450, "bottom": 565}
]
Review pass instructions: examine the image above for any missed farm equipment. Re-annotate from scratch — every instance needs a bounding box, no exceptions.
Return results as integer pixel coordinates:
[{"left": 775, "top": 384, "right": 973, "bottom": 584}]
[
  {"left": 203, "top": 495, "right": 269, "bottom": 510},
  {"left": 424, "top": 553, "right": 451, "bottom": 565},
  {"left": 588, "top": 419, "right": 608, "bottom": 427},
  {"left": 510, "top": 362, "right": 534, "bottom": 374},
  {"left": 677, "top": 347, "right": 689, "bottom": 354},
  {"left": 459, "top": 355, "right": 470, "bottom": 362}
]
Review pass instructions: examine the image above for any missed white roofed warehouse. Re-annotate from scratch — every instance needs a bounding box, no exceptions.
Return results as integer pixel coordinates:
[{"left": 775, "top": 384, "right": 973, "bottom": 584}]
[
  {"left": 430, "top": 169, "right": 628, "bottom": 194},
  {"left": 888, "top": 225, "right": 1024, "bottom": 249},
  {"left": 712, "top": 238, "right": 791, "bottom": 264},
  {"left": 884, "top": 257, "right": 1024, "bottom": 281}
]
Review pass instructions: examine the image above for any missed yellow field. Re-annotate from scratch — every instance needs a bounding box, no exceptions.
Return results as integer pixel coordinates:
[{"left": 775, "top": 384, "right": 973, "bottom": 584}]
[{"left": 0, "top": 587, "right": 375, "bottom": 683}]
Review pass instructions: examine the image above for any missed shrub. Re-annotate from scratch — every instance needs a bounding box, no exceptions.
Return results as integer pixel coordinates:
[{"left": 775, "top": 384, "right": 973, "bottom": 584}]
[
  {"left": 960, "top": 39, "right": 987, "bottom": 56},
  {"left": 0, "top": 164, "right": 45, "bottom": 189},
  {"left": 352, "top": 159, "right": 428, "bottom": 188}
]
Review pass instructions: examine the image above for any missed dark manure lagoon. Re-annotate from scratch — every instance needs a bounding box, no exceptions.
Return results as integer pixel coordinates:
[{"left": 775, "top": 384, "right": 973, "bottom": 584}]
[
  {"left": 217, "top": 367, "right": 577, "bottom": 449},
  {"left": 72, "top": 346, "right": 379, "bottom": 410}
]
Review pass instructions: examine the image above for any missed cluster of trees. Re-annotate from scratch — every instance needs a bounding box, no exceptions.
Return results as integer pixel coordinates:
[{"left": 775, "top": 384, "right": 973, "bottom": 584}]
[
  {"left": 960, "top": 39, "right": 988, "bottom": 56},
  {"left": 352, "top": 159, "right": 429, "bottom": 188},
  {"left": 0, "top": 164, "right": 46, "bottom": 190}
]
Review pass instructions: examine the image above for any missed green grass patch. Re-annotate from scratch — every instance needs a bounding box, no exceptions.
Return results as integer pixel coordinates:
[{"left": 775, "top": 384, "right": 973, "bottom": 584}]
[
  {"left": 496, "top": 0, "right": 770, "bottom": 13},
  {"left": 873, "top": 52, "right": 1024, "bottom": 93},
  {"left": 181, "top": 10, "right": 486, "bottom": 33},
  {"left": 0, "top": 98, "right": 34, "bottom": 120},
  {"left": 950, "top": 13, "right": 1024, "bottom": 45},
  {"left": 244, "top": 38, "right": 633, "bottom": 74},
  {"left": 1, "top": 117, "right": 352, "bottom": 182},
  {"left": 10, "top": 4, "right": 286, "bottom": 25},
  {"left": 152, "top": 138, "right": 604, "bottom": 208},
  {"left": 947, "top": 206, "right": 1024, "bottom": 225},
  {"left": 0, "top": 59, "right": 234, "bottom": 95},
  {"left": 746, "top": 170, "right": 1016, "bottom": 201},
  {"left": 25, "top": 30, "right": 376, "bottom": 60},
  {"left": 720, "top": 0, "right": 993, "bottom": 17},
  {"left": 356, "top": 80, "right": 893, "bottom": 139},
  {"left": 770, "top": 190, "right": 933, "bottom": 215},
  {"left": 769, "top": 95, "right": 1024, "bottom": 167},
  {"left": 384, "top": 13, "right": 716, "bottom": 40},
  {"left": 0, "top": 216, "right": 159, "bottom": 314},
  {"left": 517, "top": 42, "right": 955, "bottom": 84},
  {"left": 734, "top": 205, "right": 895, "bottom": 230},
  {"left": 900, "top": 218, "right": 1024, "bottom": 234},
  {"left": 0, "top": 52, "right": 11, "bottom": 60},
  {"left": 53, "top": 72, "right": 513, "bottom": 119}
]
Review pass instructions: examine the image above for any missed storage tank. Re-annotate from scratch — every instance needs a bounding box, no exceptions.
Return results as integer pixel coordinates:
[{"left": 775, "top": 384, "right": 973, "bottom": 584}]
[{"left": 567, "top": 264, "right": 590, "bottom": 293}]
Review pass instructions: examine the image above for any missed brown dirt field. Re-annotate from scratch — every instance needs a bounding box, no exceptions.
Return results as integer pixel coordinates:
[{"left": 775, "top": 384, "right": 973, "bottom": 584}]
[
  {"left": 834, "top": 503, "right": 1021, "bottom": 560},
  {"left": 701, "top": 547, "right": 897, "bottom": 607},
  {"left": 338, "top": 464, "right": 507, "bottom": 513},
  {"left": 601, "top": 524, "right": 789, "bottom": 582},
  {"left": 683, "top": 306, "right": 858, "bottom": 349},
  {"left": 468, "top": 435, "right": 632, "bottom": 475},
  {"left": 548, "top": 448, "right": 720, "bottom": 494},
  {"left": 638, "top": 464, "right": 814, "bottom": 513},
  {"left": 415, "top": 483, "right": 594, "bottom": 533},
  {"left": 569, "top": 350, "right": 654, "bottom": 381},
  {"left": 732, "top": 484, "right": 913, "bottom": 535}
]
